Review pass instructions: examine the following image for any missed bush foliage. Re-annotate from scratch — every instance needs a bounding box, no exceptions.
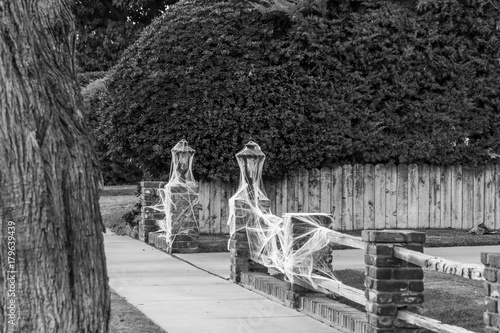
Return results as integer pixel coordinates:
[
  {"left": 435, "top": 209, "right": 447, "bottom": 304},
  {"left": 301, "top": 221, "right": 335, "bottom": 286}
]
[
  {"left": 82, "top": 76, "right": 143, "bottom": 184},
  {"left": 99, "top": 0, "right": 500, "bottom": 181}
]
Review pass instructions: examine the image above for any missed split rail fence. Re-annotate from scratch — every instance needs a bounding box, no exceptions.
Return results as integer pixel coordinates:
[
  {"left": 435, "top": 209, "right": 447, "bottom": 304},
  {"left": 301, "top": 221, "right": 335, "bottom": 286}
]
[{"left": 197, "top": 163, "right": 500, "bottom": 234}]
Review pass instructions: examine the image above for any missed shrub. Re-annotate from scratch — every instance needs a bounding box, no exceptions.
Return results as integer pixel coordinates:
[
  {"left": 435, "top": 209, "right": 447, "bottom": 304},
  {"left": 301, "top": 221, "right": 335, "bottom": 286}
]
[
  {"left": 77, "top": 71, "right": 108, "bottom": 87},
  {"left": 82, "top": 75, "right": 144, "bottom": 184},
  {"left": 99, "top": 0, "right": 500, "bottom": 182}
]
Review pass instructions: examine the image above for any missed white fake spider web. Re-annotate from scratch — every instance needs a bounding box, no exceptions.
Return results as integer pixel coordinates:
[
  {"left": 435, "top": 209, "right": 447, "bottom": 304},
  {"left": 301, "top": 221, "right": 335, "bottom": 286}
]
[
  {"left": 228, "top": 141, "right": 336, "bottom": 288},
  {"left": 150, "top": 140, "right": 199, "bottom": 251}
]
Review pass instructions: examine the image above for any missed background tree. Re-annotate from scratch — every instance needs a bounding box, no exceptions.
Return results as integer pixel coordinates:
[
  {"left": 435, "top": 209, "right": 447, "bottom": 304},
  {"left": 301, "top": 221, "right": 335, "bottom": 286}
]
[
  {"left": 0, "top": 0, "right": 110, "bottom": 331},
  {"left": 74, "top": 0, "right": 178, "bottom": 72}
]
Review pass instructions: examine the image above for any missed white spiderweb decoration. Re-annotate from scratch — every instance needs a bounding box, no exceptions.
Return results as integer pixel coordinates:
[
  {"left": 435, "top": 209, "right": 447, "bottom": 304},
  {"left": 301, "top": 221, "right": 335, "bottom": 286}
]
[
  {"left": 151, "top": 139, "right": 199, "bottom": 251},
  {"left": 228, "top": 141, "right": 336, "bottom": 288}
]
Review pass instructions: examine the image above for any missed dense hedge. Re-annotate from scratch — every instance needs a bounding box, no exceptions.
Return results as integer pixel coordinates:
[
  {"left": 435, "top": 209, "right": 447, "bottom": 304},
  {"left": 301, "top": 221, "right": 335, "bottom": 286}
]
[
  {"left": 99, "top": 0, "right": 500, "bottom": 181},
  {"left": 82, "top": 76, "right": 143, "bottom": 184}
]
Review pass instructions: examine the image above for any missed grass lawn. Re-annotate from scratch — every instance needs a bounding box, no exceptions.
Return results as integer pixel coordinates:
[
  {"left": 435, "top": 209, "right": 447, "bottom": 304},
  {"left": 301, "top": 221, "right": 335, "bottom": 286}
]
[
  {"left": 335, "top": 269, "right": 484, "bottom": 332},
  {"left": 110, "top": 289, "right": 166, "bottom": 333}
]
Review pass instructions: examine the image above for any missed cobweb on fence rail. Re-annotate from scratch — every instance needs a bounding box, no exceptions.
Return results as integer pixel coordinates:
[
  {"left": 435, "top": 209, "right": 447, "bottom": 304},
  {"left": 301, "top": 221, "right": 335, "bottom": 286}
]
[
  {"left": 150, "top": 140, "right": 199, "bottom": 250},
  {"left": 227, "top": 141, "right": 337, "bottom": 288}
]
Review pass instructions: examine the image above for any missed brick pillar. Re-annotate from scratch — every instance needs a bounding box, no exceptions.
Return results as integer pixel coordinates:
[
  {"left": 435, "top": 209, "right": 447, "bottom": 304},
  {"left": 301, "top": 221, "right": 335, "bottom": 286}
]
[
  {"left": 140, "top": 181, "right": 165, "bottom": 242},
  {"left": 362, "top": 230, "right": 425, "bottom": 333},
  {"left": 482, "top": 252, "right": 500, "bottom": 332},
  {"left": 229, "top": 141, "right": 270, "bottom": 283},
  {"left": 229, "top": 199, "right": 268, "bottom": 283},
  {"left": 168, "top": 184, "right": 200, "bottom": 253}
]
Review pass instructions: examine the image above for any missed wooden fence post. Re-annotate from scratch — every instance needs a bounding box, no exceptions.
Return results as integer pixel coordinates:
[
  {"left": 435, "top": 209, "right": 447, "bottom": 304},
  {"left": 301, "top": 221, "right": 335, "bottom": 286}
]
[
  {"left": 363, "top": 230, "right": 425, "bottom": 333},
  {"left": 481, "top": 252, "right": 500, "bottom": 332}
]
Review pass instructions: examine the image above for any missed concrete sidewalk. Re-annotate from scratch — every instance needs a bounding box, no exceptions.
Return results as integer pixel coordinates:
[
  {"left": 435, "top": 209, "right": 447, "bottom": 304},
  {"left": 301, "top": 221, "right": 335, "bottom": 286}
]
[
  {"left": 106, "top": 231, "right": 499, "bottom": 333},
  {"left": 105, "top": 232, "right": 341, "bottom": 333}
]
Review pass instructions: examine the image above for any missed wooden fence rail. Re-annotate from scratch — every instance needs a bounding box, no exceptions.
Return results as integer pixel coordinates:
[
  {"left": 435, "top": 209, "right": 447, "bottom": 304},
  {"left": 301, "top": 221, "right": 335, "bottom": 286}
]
[{"left": 197, "top": 163, "right": 500, "bottom": 234}]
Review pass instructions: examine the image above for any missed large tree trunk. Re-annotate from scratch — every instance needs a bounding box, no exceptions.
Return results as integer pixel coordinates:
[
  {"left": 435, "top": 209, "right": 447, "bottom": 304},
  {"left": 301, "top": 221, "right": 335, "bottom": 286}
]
[{"left": 0, "top": 1, "right": 110, "bottom": 332}]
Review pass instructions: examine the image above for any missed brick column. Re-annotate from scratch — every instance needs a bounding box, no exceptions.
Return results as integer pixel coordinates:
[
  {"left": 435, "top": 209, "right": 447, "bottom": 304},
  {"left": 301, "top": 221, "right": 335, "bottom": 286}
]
[
  {"left": 229, "top": 199, "right": 268, "bottom": 283},
  {"left": 362, "top": 230, "right": 425, "bottom": 333},
  {"left": 167, "top": 184, "right": 200, "bottom": 253},
  {"left": 482, "top": 252, "right": 500, "bottom": 332},
  {"left": 140, "top": 181, "right": 165, "bottom": 242},
  {"left": 229, "top": 141, "right": 270, "bottom": 283}
]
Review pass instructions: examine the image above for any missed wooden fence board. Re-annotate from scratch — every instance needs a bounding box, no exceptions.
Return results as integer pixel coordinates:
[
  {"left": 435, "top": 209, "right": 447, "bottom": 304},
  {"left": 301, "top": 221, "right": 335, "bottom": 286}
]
[
  {"left": 210, "top": 180, "right": 222, "bottom": 234},
  {"left": 219, "top": 182, "right": 232, "bottom": 234},
  {"left": 267, "top": 180, "right": 277, "bottom": 214},
  {"left": 211, "top": 179, "right": 222, "bottom": 233},
  {"left": 474, "top": 167, "right": 485, "bottom": 226},
  {"left": 342, "top": 164, "right": 353, "bottom": 230},
  {"left": 408, "top": 164, "right": 419, "bottom": 229},
  {"left": 298, "top": 168, "right": 308, "bottom": 212},
  {"left": 280, "top": 176, "right": 287, "bottom": 217},
  {"left": 462, "top": 167, "right": 474, "bottom": 230},
  {"left": 192, "top": 163, "right": 500, "bottom": 234},
  {"left": 375, "top": 164, "right": 386, "bottom": 229},
  {"left": 451, "top": 164, "right": 463, "bottom": 229},
  {"left": 309, "top": 168, "right": 321, "bottom": 213},
  {"left": 320, "top": 167, "right": 332, "bottom": 215},
  {"left": 441, "top": 166, "right": 452, "bottom": 228},
  {"left": 207, "top": 179, "right": 217, "bottom": 233},
  {"left": 353, "top": 164, "right": 364, "bottom": 230},
  {"left": 274, "top": 178, "right": 283, "bottom": 217},
  {"left": 363, "top": 164, "right": 375, "bottom": 229},
  {"left": 496, "top": 164, "right": 500, "bottom": 230},
  {"left": 429, "top": 166, "right": 441, "bottom": 228},
  {"left": 485, "top": 164, "right": 495, "bottom": 229},
  {"left": 397, "top": 164, "right": 409, "bottom": 229},
  {"left": 198, "top": 181, "right": 211, "bottom": 234},
  {"left": 287, "top": 170, "right": 298, "bottom": 213},
  {"left": 418, "top": 164, "right": 430, "bottom": 228},
  {"left": 332, "top": 165, "right": 343, "bottom": 229},
  {"left": 385, "top": 164, "right": 398, "bottom": 229}
]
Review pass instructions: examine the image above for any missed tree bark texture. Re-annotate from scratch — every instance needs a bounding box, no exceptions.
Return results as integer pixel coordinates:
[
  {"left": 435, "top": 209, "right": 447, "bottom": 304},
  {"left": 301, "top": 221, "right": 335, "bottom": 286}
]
[{"left": 0, "top": 1, "right": 110, "bottom": 332}]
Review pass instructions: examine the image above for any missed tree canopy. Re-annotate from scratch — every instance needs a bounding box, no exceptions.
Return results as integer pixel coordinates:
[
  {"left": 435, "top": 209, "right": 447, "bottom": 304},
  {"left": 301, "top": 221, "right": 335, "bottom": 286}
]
[{"left": 74, "top": 0, "right": 178, "bottom": 72}]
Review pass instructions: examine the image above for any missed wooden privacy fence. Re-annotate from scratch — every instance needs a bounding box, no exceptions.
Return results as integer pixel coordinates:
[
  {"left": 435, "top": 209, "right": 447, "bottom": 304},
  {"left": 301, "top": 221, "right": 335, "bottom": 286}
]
[{"left": 197, "top": 163, "right": 500, "bottom": 234}]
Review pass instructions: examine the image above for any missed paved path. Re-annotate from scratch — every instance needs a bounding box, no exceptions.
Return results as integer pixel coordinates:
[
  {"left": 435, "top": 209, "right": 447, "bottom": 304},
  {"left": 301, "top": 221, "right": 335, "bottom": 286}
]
[
  {"left": 106, "top": 231, "right": 500, "bottom": 333},
  {"left": 105, "top": 232, "right": 341, "bottom": 333}
]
